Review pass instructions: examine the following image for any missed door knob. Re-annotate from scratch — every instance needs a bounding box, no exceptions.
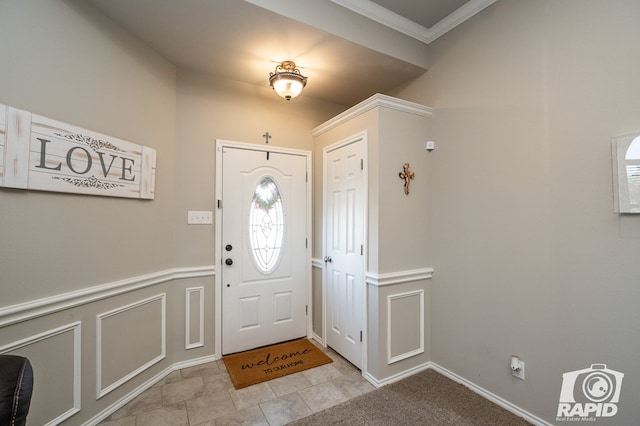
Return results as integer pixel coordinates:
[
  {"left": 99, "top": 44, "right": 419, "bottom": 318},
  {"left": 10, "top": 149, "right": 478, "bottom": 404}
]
[
  {"left": 225, "top": 258, "right": 233, "bottom": 266},
  {"left": 323, "top": 256, "right": 332, "bottom": 263},
  {"left": 225, "top": 244, "right": 233, "bottom": 251}
]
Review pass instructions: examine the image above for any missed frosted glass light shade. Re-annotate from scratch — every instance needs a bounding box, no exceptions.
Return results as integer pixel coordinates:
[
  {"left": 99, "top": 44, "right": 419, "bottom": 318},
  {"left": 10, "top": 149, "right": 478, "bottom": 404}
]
[
  {"left": 271, "top": 77, "right": 304, "bottom": 100},
  {"left": 269, "top": 61, "right": 307, "bottom": 101}
]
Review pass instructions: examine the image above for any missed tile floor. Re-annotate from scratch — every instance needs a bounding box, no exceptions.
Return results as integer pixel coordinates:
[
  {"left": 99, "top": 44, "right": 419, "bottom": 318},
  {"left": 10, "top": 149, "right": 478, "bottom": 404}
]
[{"left": 99, "top": 341, "right": 374, "bottom": 425}]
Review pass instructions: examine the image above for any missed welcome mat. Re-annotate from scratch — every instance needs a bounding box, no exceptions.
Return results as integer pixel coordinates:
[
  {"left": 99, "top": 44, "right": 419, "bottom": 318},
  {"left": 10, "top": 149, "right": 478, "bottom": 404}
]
[{"left": 223, "top": 339, "right": 333, "bottom": 389}]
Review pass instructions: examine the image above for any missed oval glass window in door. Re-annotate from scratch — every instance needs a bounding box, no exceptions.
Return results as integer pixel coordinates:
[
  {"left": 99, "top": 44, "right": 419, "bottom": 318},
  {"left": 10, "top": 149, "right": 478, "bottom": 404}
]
[{"left": 249, "top": 176, "right": 285, "bottom": 273}]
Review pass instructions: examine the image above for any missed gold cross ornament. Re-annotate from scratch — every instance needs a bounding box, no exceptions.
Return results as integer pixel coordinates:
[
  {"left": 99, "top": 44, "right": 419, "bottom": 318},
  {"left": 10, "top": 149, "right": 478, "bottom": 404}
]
[{"left": 399, "top": 163, "right": 415, "bottom": 195}]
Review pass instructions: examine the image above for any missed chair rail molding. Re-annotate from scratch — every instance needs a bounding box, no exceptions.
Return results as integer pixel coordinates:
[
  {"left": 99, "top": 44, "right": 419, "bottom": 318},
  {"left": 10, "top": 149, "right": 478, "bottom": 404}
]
[
  {"left": 365, "top": 267, "right": 434, "bottom": 287},
  {"left": 0, "top": 266, "right": 216, "bottom": 327}
]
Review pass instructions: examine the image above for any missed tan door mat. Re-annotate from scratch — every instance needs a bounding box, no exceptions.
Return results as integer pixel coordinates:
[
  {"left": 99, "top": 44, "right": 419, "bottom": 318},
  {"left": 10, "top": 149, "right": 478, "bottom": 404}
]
[{"left": 223, "top": 338, "right": 333, "bottom": 389}]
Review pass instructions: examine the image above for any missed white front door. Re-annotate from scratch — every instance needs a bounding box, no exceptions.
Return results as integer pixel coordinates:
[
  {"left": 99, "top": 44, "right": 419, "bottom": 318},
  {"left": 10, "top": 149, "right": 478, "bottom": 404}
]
[
  {"left": 324, "top": 135, "right": 365, "bottom": 368},
  {"left": 220, "top": 145, "right": 308, "bottom": 355}
]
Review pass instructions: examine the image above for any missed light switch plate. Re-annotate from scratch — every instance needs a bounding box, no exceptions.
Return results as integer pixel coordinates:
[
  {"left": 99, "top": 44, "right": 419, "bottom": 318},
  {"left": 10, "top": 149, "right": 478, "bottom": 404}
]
[{"left": 188, "top": 210, "right": 213, "bottom": 224}]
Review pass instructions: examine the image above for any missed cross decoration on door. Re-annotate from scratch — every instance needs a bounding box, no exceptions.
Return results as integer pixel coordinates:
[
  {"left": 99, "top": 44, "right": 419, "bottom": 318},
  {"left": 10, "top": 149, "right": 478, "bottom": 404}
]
[{"left": 399, "top": 163, "right": 415, "bottom": 195}]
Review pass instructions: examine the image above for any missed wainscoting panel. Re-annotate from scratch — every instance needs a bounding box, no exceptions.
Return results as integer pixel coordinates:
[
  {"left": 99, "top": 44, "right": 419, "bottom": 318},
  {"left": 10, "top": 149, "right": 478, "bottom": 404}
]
[
  {"left": 185, "top": 287, "right": 204, "bottom": 350},
  {"left": 96, "top": 294, "right": 166, "bottom": 399},
  {"left": 0, "top": 322, "right": 82, "bottom": 426},
  {"left": 387, "top": 289, "right": 425, "bottom": 364}
]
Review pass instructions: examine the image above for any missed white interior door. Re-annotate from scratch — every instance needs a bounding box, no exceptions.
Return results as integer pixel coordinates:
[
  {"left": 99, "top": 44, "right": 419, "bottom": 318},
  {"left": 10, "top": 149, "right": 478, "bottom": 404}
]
[
  {"left": 221, "top": 146, "right": 308, "bottom": 355},
  {"left": 324, "top": 136, "right": 365, "bottom": 368}
]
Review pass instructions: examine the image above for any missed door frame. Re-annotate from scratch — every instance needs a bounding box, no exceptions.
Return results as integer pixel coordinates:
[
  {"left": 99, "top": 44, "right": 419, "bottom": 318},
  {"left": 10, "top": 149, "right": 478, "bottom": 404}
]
[
  {"left": 214, "top": 139, "right": 312, "bottom": 359},
  {"left": 321, "top": 131, "right": 368, "bottom": 371}
]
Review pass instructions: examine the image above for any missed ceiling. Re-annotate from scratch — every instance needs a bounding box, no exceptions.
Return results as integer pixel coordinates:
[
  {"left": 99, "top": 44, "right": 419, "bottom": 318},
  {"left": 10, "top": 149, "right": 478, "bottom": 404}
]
[{"left": 86, "top": 0, "right": 496, "bottom": 106}]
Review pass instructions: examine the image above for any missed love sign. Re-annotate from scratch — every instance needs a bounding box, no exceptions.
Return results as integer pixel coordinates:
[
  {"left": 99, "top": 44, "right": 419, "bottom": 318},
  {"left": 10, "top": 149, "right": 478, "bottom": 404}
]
[{"left": 0, "top": 104, "right": 156, "bottom": 199}]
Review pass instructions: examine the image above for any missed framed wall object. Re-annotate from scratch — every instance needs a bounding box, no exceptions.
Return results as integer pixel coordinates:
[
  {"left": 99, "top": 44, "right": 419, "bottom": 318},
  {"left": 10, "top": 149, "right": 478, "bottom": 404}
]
[
  {"left": 0, "top": 103, "right": 156, "bottom": 199},
  {"left": 612, "top": 132, "right": 640, "bottom": 213}
]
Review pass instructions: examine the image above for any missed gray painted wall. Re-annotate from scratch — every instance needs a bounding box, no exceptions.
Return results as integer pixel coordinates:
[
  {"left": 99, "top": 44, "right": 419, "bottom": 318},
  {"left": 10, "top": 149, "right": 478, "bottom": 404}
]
[
  {"left": 2, "top": 0, "right": 639, "bottom": 424},
  {"left": 392, "top": 0, "right": 640, "bottom": 423},
  {"left": 0, "top": 0, "right": 177, "bottom": 304},
  {"left": 0, "top": 1, "right": 342, "bottom": 424}
]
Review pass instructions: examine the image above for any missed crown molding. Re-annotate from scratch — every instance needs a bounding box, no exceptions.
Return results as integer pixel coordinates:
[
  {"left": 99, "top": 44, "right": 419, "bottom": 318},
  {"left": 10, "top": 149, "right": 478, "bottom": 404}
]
[
  {"left": 330, "top": 0, "right": 497, "bottom": 44},
  {"left": 312, "top": 93, "right": 432, "bottom": 137}
]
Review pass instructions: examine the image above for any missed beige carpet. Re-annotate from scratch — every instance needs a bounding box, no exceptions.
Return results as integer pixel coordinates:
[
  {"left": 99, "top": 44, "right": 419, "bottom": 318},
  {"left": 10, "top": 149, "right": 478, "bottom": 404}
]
[
  {"left": 289, "top": 369, "right": 532, "bottom": 425},
  {"left": 223, "top": 339, "right": 332, "bottom": 389}
]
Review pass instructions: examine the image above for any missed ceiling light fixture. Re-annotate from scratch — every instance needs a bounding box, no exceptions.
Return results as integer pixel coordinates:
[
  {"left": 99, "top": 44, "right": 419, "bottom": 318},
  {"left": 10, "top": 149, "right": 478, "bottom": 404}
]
[{"left": 269, "top": 60, "right": 307, "bottom": 101}]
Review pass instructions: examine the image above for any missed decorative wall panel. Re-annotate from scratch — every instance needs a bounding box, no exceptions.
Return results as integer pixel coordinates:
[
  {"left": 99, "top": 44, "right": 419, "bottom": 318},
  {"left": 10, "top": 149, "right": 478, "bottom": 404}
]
[
  {"left": 387, "top": 289, "right": 424, "bottom": 364},
  {"left": 185, "top": 287, "right": 205, "bottom": 349},
  {"left": 0, "top": 322, "right": 82, "bottom": 425},
  {"left": 96, "top": 294, "right": 166, "bottom": 398}
]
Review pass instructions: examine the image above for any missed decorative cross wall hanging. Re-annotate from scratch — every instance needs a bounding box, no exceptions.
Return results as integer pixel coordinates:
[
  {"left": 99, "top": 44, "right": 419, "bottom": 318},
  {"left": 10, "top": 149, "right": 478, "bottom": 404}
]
[
  {"left": 399, "top": 163, "right": 415, "bottom": 195},
  {"left": 262, "top": 132, "right": 271, "bottom": 144}
]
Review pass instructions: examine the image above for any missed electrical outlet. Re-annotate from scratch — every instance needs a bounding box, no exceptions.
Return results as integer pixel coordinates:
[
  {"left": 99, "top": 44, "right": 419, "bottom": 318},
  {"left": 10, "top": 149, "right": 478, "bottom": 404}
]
[
  {"left": 187, "top": 210, "right": 213, "bottom": 225},
  {"left": 512, "top": 360, "right": 525, "bottom": 380}
]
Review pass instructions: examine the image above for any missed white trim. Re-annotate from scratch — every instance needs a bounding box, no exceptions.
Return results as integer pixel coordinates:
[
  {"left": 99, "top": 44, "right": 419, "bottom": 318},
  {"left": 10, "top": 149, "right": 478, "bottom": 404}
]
[
  {"left": 429, "top": 363, "right": 552, "bottom": 426},
  {"left": 311, "top": 257, "right": 324, "bottom": 269},
  {"left": 329, "top": 0, "right": 497, "bottom": 44},
  {"left": 387, "top": 289, "right": 424, "bottom": 364},
  {"left": 85, "top": 353, "right": 549, "bottom": 426},
  {"left": 0, "top": 266, "right": 214, "bottom": 327},
  {"left": 214, "top": 139, "right": 312, "bottom": 357},
  {"left": 426, "top": 0, "right": 498, "bottom": 43},
  {"left": 86, "top": 354, "right": 217, "bottom": 426},
  {"left": 311, "top": 94, "right": 432, "bottom": 137},
  {"left": 363, "top": 361, "right": 549, "bottom": 425},
  {"left": 96, "top": 294, "right": 167, "bottom": 399},
  {"left": 366, "top": 268, "right": 434, "bottom": 287},
  {"left": 311, "top": 332, "right": 324, "bottom": 346},
  {"left": 185, "top": 287, "right": 205, "bottom": 350},
  {"left": 305, "top": 146, "right": 314, "bottom": 342},
  {"left": 0, "top": 322, "right": 82, "bottom": 426},
  {"left": 363, "top": 360, "right": 431, "bottom": 388},
  {"left": 330, "top": 0, "right": 429, "bottom": 42}
]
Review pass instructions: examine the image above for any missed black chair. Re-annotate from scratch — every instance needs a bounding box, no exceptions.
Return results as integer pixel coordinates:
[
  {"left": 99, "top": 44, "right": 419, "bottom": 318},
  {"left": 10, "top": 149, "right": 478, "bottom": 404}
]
[{"left": 0, "top": 355, "right": 34, "bottom": 426}]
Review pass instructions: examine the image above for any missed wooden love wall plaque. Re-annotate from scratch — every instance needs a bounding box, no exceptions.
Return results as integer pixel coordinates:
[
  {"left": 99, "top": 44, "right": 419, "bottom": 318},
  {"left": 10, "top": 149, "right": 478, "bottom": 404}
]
[{"left": 0, "top": 103, "right": 156, "bottom": 199}]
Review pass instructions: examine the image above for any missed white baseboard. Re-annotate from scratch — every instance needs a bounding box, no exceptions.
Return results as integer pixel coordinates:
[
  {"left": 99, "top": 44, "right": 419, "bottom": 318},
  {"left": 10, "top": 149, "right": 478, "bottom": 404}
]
[
  {"left": 311, "top": 332, "right": 324, "bottom": 346},
  {"left": 85, "top": 354, "right": 217, "bottom": 426},
  {"left": 85, "top": 354, "right": 550, "bottom": 426},
  {"left": 428, "top": 363, "right": 552, "bottom": 426},
  {"left": 363, "top": 361, "right": 431, "bottom": 388},
  {"left": 362, "top": 361, "right": 549, "bottom": 425}
]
